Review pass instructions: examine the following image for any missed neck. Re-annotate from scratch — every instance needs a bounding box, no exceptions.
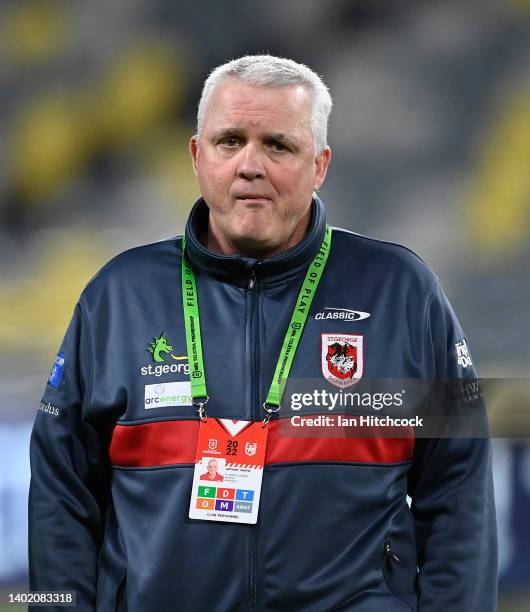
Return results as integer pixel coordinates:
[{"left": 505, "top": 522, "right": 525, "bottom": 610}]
[{"left": 205, "top": 210, "right": 311, "bottom": 260}]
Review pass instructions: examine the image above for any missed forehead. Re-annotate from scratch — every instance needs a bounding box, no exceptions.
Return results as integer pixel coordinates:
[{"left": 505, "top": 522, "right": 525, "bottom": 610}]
[{"left": 202, "top": 79, "right": 313, "bottom": 139}]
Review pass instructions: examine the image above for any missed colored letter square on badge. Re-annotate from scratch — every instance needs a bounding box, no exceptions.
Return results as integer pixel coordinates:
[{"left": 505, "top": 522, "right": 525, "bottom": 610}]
[
  {"left": 216, "top": 488, "right": 235, "bottom": 500},
  {"left": 234, "top": 502, "right": 253, "bottom": 513},
  {"left": 215, "top": 500, "right": 234, "bottom": 512},
  {"left": 196, "top": 498, "right": 215, "bottom": 510},
  {"left": 198, "top": 486, "right": 216, "bottom": 498},
  {"left": 236, "top": 489, "right": 254, "bottom": 502}
]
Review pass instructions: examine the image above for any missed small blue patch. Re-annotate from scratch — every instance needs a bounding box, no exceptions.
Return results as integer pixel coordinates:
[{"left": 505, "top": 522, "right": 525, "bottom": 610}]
[{"left": 48, "top": 351, "right": 65, "bottom": 388}]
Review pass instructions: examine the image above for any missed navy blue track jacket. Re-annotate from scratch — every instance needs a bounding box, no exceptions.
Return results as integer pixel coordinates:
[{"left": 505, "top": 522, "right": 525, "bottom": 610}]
[{"left": 29, "top": 197, "right": 497, "bottom": 611}]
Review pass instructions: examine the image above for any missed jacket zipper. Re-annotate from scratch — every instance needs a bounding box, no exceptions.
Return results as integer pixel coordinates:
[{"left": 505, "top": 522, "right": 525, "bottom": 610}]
[
  {"left": 384, "top": 539, "right": 400, "bottom": 564},
  {"left": 248, "top": 267, "right": 259, "bottom": 606}
]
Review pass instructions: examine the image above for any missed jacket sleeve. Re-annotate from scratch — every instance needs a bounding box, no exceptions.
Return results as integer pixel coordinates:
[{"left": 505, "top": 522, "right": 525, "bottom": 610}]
[
  {"left": 29, "top": 301, "right": 109, "bottom": 611},
  {"left": 407, "top": 281, "right": 498, "bottom": 611}
]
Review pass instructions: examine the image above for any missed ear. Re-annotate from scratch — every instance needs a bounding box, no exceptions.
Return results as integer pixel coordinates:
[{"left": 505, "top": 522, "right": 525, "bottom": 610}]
[
  {"left": 189, "top": 135, "right": 200, "bottom": 177},
  {"left": 314, "top": 146, "right": 332, "bottom": 191}
]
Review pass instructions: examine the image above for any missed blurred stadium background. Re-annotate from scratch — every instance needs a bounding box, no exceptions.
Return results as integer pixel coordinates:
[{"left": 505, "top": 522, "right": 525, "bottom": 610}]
[{"left": 0, "top": 0, "right": 529, "bottom": 609}]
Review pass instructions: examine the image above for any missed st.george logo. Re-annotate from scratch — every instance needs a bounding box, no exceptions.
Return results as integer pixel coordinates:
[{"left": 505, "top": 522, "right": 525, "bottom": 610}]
[
  {"left": 147, "top": 333, "right": 174, "bottom": 363},
  {"left": 321, "top": 334, "right": 363, "bottom": 388},
  {"left": 141, "top": 333, "right": 189, "bottom": 377}
]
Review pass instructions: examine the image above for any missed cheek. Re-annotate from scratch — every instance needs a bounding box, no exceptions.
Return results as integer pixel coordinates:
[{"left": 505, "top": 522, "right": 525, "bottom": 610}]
[
  {"left": 273, "top": 166, "right": 315, "bottom": 204},
  {"left": 198, "top": 158, "right": 234, "bottom": 192}
]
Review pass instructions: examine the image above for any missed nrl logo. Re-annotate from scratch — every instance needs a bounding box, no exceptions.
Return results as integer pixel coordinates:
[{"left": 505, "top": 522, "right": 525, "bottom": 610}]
[{"left": 321, "top": 333, "right": 363, "bottom": 388}]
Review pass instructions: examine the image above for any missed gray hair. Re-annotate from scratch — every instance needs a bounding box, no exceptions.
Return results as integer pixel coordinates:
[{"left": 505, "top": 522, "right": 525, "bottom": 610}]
[{"left": 196, "top": 55, "right": 333, "bottom": 154}]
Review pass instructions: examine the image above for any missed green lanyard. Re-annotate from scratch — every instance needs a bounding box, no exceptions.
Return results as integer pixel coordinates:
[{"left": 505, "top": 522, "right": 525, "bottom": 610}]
[{"left": 181, "top": 225, "right": 332, "bottom": 422}]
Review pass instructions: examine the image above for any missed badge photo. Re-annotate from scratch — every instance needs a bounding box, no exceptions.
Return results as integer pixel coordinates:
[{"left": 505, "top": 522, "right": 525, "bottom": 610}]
[
  {"left": 189, "top": 419, "right": 268, "bottom": 524},
  {"left": 321, "top": 333, "right": 363, "bottom": 388}
]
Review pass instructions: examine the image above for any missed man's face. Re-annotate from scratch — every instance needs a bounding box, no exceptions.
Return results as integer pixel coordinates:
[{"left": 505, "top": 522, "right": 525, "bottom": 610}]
[
  {"left": 207, "top": 460, "right": 218, "bottom": 475},
  {"left": 190, "top": 79, "right": 331, "bottom": 257}
]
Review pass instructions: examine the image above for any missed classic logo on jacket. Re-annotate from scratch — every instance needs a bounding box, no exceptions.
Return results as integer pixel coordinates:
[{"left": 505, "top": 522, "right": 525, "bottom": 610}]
[
  {"left": 321, "top": 334, "right": 363, "bottom": 388},
  {"left": 315, "top": 307, "right": 371, "bottom": 321}
]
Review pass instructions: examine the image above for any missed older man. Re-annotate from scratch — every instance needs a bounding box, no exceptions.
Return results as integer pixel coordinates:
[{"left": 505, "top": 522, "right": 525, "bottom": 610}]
[
  {"left": 200, "top": 459, "right": 224, "bottom": 482},
  {"left": 29, "top": 55, "right": 497, "bottom": 611}
]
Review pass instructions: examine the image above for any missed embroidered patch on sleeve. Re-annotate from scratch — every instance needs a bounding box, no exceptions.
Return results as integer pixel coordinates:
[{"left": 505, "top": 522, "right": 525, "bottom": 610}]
[
  {"left": 455, "top": 340, "right": 473, "bottom": 368},
  {"left": 48, "top": 352, "right": 65, "bottom": 388}
]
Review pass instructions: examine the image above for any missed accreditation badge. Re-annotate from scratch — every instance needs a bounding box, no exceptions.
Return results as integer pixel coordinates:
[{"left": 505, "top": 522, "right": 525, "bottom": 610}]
[{"left": 189, "top": 418, "right": 268, "bottom": 524}]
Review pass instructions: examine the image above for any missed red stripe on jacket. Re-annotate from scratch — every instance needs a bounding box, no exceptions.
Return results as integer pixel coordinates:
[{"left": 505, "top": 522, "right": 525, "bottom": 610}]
[{"left": 109, "top": 419, "right": 414, "bottom": 467}]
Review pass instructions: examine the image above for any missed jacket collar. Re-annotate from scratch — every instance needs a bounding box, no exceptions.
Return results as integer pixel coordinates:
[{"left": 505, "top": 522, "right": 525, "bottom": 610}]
[{"left": 184, "top": 196, "right": 327, "bottom": 284}]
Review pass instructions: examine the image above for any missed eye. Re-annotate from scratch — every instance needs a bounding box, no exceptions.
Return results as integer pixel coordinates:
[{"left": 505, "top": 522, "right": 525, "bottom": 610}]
[
  {"left": 267, "top": 140, "right": 288, "bottom": 152},
  {"left": 219, "top": 137, "right": 241, "bottom": 148}
]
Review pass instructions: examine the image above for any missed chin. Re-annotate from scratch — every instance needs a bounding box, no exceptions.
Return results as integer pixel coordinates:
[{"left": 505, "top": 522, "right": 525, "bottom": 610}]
[
  {"left": 235, "top": 220, "right": 276, "bottom": 245},
  {"left": 232, "top": 229, "right": 278, "bottom": 256}
]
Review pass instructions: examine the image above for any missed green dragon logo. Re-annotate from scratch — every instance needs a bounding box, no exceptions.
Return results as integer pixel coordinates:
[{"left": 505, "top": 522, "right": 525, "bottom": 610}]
[{"left": 147, "top": 333, "right": 174, "bottom": 363}]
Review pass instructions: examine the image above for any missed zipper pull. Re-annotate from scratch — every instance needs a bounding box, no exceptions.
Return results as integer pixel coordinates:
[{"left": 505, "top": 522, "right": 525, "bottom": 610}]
[
  {"left": 248, "top": 270, "right": 257, "bottom": 290},
  {"left": 384, "top": 541, "right": 400, "bottom": 563}
]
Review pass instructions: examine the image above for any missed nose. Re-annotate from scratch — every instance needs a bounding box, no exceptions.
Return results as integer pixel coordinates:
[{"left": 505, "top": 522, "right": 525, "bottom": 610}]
[{"left": 236, "top": 143, "right": 266, "bottom": 180}]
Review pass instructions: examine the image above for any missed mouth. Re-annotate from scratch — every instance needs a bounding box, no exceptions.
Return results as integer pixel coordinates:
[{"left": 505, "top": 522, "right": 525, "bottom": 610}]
[{"left": 234, "top": 194, "right": 272, "bottom": 205}]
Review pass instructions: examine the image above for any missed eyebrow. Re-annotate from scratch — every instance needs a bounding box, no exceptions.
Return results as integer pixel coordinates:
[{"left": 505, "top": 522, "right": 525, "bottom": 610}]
[
  {"left": 267, "top": 132, "right": 297, "bottom": 148},
  {"left": 211, "top": 128, "right": 299, "bottom": 150},
  {"left": 211, "top": 128, "right": 242, "bottom": 141}
]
